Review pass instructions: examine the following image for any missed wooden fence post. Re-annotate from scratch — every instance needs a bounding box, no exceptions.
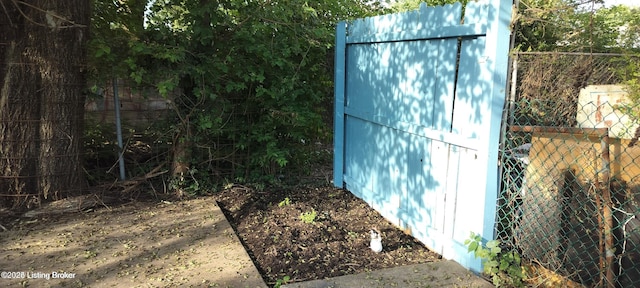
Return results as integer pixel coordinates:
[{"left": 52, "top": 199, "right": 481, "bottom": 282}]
[{"left": 333, "top": 21, "right": 346, "bottom": 188}]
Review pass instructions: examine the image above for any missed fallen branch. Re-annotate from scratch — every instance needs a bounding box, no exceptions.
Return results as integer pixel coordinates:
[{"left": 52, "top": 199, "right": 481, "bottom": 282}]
[
  {"left": 22, "top": 193, "right": 117, "bottom": 218},
  {"left": 108, "top": 164, "right": 168, "bottom": 194},
  {"left": 21, "top": 165, "right": 168, "bottom": 218}
]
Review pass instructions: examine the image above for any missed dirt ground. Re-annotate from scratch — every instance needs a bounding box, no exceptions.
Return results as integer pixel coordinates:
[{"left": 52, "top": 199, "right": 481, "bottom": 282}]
[
  {"left": 0, "top": 180, "right": 441, "bottom": 287},
  {"left": 216, "top": 183, "right": 441, "bottom": 286}
]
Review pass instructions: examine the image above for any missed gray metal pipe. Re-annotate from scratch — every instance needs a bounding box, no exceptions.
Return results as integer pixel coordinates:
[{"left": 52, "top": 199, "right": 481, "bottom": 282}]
[{"left": 112, "top": 78, "right": 126, "bottom": 180}]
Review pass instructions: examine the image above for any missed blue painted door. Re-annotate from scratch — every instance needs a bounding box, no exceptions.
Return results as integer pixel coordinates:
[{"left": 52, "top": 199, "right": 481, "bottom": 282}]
[{"left": 333, "top": 1, "right": 512, "bottom": 272}]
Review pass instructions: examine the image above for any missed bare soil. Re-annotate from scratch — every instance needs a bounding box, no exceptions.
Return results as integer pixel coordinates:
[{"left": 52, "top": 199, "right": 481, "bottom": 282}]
[{"left": 216, "top": 183, "right": 441, "bottom": 286}]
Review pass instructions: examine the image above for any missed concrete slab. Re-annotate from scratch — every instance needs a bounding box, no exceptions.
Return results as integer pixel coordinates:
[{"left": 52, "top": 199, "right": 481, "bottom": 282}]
[
  {"left": 282, "top": 260, "right": 493, "bottom": 288},
  {"left": 0, "top": 198, "right": 268, "bottom": 288},
  {"left": 194, "top": 200, "right": 268, "bottom": 288}
]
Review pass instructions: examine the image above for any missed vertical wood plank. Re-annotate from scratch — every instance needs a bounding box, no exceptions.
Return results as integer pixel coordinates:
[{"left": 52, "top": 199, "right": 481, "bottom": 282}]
[
  {"left": 447, "top": 0, "right": 512, "bottom": 273},
  {"left": 333, "top": 22, "right": 346, "bottom": 188},
  {"left": 433, "top": 38, "right": 458, "bottom": 131},
  {"left": 480, "top": 0, "right": 513, "bottom": 246},
  {"left": 442, "top": 144, "right": 460, "bottom": 257}
]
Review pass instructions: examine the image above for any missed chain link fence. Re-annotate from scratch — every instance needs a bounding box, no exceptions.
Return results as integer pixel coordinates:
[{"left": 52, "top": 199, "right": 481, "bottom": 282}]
[{"left": 498, "top": 52, "right": 640, "bottom": 287}]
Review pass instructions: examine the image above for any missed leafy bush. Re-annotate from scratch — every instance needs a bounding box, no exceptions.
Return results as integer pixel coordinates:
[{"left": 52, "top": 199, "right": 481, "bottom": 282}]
[
  {"left": 83, "top": 119, "right": 120, "bottom": 184},
  {"left": 87, "top": 0, "right": 384, "bottom": 187},
  {"left": 465, "top": 232, "right": 525, "bottom": 287}
]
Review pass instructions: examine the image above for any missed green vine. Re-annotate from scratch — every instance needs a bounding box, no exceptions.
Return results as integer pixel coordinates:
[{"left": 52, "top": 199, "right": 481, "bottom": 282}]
[
  {"left": 620, "top": 56, "right": 640, "bottom": 118},
  {"left": 610, "top": 54, "right": 640, "bottom": 145},
  {"left": 464, "top": 232, "right": 525, "bottom": 287}
]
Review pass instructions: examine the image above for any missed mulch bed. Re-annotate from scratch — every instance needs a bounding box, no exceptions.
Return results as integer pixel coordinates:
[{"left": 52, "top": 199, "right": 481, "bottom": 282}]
[{"left": 215, "top": 183, "right": 441, "bottom": 286}]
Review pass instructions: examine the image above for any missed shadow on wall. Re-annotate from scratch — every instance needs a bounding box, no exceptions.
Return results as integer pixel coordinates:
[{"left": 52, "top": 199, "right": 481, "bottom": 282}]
[{"left": 336, "top": 0, "right": 508, "bottom": 268}]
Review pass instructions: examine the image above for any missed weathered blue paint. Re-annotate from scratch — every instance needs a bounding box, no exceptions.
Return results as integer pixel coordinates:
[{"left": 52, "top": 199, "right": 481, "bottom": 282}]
[
  {"left": 477, "top": 0, "right": 513, "bottom": 272},
  {"left": 333, "top": 22, "right": 346, "bottom": 188},
  {"left": 333, "top": 0, "right": 512, "bottom": 273},
  {"left": 346, "top": 24, "right": 485, "bottom": 44}
]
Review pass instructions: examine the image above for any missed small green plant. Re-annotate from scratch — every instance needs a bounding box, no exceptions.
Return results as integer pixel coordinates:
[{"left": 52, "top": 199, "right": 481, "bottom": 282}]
[
  {"left": 464, "top": 232, "right": 525, "bottom": 287},
  {"left": 274, "top": 275, "right": 290, "bottom": 288},
  {"left": 278, "top": 197, "right": 291, "bottom": 207},
  {"left": 299, "top": 209, "right": 317, "bottom": 224},
  {"left": 169, "top": 168, "right": 201, "bottom": 196},
  {"left": 83, "top": 250, "right": 97, "bottom": 259}
]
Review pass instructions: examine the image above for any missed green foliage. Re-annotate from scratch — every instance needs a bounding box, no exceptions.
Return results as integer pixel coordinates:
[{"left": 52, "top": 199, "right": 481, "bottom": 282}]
[
  {"left": 514, "top": 0, "right": 568, "bottom": 52},
  {"left": 88, "top": 0, "right": 146, "bottom": 81},
  {"left": 614, "top": 55, "right": 640, "bottom": 121},
  {"left": 168, "top": 168, "right": 218, "bottom": 197},
  {"left": 389, "top": 0, "right": 469, "bottom": 12},
  {"left": 563, "top": 5, "right": 640, "bottom": 53},
  {"left": 278, "top": 197, "right": 291, "bottom": 207},
  {"left": 514, "top": 0, "right": 640, "bottom": 52},
  {"left": 390, "top": 0, "right": 640, "bottom": 53},
  {"left": 464, "top": 232, "right": 525, "bottom": 287},
  {"left": 299, "top": 209, "right": 317, "bottom": 224},
  {"left": 116, "top": 0, "right": 383, "bottom": 183},
  {"left": 83, "top": 119, "right": 119, "bottom": 185},
  {"left": 393, "top": 0, "right": 640, "bottom": 53},
  {"left": 86, "top": 0, "right": 386, "bottom": 189},
  {"left": 625, "top": 64, "right": 640, "bottom": 105},
  {"left": 274, "top": 275, "right": 290, "bottom": 288}
]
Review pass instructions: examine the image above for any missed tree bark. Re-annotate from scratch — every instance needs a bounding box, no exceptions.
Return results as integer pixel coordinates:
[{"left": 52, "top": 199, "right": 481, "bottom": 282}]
[{"left": 0, "top": 0, "right": 89, "bottom": 209}]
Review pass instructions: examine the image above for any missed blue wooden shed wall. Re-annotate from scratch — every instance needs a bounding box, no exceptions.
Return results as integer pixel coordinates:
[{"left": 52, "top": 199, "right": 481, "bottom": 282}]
[{"left": 333, "top": 0, "right": 512, "bottom": 272}]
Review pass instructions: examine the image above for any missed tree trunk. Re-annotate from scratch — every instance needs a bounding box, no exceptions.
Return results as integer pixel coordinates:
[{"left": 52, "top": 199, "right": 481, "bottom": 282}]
[{"left": 0, "top": 0, "right": 89, "bottom": 209}]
